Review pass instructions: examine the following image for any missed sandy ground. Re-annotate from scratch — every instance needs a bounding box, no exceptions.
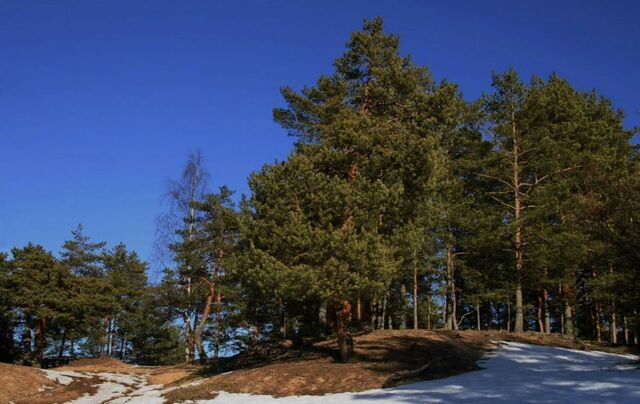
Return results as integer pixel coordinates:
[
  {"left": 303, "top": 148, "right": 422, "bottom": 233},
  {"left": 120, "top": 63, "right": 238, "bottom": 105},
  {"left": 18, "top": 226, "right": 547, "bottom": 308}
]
[
  {"left": 202, "top": 342, "right": 640, "bottom": 403},
  {"left": 2, "top": 331, "right": 637, "bottom": 403}
]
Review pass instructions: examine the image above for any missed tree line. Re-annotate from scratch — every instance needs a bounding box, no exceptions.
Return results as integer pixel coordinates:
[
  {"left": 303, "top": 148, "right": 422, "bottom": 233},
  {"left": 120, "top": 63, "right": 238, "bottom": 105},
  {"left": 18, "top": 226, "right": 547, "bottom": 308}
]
[{"left": 1, "top": 18, "right": 638, "bottom": 366}]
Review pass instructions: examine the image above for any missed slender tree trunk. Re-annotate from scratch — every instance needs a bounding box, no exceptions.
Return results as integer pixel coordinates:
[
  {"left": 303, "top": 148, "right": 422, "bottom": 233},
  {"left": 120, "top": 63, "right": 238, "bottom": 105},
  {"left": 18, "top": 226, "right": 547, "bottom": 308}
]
[
  {"left": 426, "top": 294, "right": 432, "bottom": 329},
  {"left": 445, "top": 240, "right": 458, "bottom": 330},
  {"left": 543, "top": 288, "right": 551, "bottom": 334},
  {"left": 512, "top": 112, "right": 525, "bottom": 334},
  {"left": 609, "top": 264, "right": 618, "bottom": 344},
  {"left": 610, "top": 302, "right": 618, "bottom": 344},
  {"left": 381, "top": 293, "right": 387, "bottom": 330},
  {"left": 35, "top": 318, "right": 46, "bottom": 364},
  {"left": 22, "top": 329, "right": 32, "bottom": 363},
  {"left": 100, "top": 316, "right": 109, "bottom": 357},
  {"left": 507, "top": 299, "right": 511, "bottom": 332},
  {"left": 371, "top": 298, "right": 378, "bottom": 330},
  {"left": 623, "top": 316, "right": 629, "bottom": 345},
  {"left": 634, "top": 309, "right": 639, "bottom": 348},
  {"left": 184, "top": 314, "right": 193, "bottom": 362},
  {"left": 319, "top": 301, "right": 327, "bottom": 331},
  {"left": 251, "top": 324, "right": 259, "bottom": 346},
  {"left": 120, "top": 337, "right": 126, "bottom": 360},
  {"left": 213, "top": 291, "right": 222, "bottom": 358},
  {"left": 443, "top": 287, "right": 448, "bottom": 329},
  {"left": 184, "top": 167, "right": 199, "bottom": 362},
  {"left": 488, "top": 302, "right": 494, "bottom": 330},
  {"left": 58, "top": 328, "right": 67, "bottom": 359},
  {"left": 537, "top": 293, "right": 544, "bottom": 332},
  {"left": 399, "top": 284, "right": 407, "bottom": 330},
  {"left": 413, "top": 249, "right": 418, "bottom": 330},
  {"left": 595, "top": 302, "right": 603, "bottom": 342},
  {"left": 476, "top": 297, "right": 481, "bottom": 331},
  {"left": 356, "top": 293, "right": 362, "bottom": 323},
  {"left": 194, "top": 284, "right": 215, "bottom": 364},
  {"left": 110, "top": 320, "right": 117, "bottom": 358},
  {"left": 559, "top": 281, "right": 565, "bottom": 334},
  {"left": 562, "top": 282, "right": 575, "bottom": 339}
]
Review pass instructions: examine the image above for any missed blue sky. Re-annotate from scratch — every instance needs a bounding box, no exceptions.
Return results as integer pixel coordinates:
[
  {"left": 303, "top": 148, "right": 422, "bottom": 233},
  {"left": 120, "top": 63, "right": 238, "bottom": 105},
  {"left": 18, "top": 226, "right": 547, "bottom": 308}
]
[{"left": 1, "top": 0, "right": 638, "bottom": 276}]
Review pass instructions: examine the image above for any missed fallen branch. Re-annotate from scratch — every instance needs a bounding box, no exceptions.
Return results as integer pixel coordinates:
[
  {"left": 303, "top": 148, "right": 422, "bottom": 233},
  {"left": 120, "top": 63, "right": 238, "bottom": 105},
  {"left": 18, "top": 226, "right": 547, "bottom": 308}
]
[{"left": 383, "top": 357, "right": 442, "bottom": 388}]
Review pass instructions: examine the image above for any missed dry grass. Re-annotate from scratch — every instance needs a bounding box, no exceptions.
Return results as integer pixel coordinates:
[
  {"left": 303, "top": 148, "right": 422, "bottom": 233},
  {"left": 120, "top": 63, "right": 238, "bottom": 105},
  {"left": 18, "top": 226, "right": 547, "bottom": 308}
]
[
  {"left": 164, "top": 329, "right": 638, "bottom": 403},
  {"left": 58, "top": 357, "right": 150, "bottom": 375},
  {"left": 4, "top": 330, "right": 635, "bottom": 403},
  {"left": 0, "top": 362, "right": 100, "bottom": 404},
  {"left": 164, "top": 330, "right": 489, "bottom": 402}
]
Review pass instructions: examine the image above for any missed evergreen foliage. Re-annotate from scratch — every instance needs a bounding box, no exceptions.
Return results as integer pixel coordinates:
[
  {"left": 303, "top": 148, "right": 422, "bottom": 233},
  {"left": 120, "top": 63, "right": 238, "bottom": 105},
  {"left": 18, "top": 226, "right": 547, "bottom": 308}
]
[{"left": 1, "top": 18, "right": 638, "bottom": 368}]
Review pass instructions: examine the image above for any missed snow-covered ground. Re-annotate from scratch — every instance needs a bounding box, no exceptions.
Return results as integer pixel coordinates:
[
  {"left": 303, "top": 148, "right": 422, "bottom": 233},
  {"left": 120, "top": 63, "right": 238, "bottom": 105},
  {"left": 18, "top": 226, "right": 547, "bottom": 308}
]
[
  {"left": 42, "top": 341, "right": 639, "bottom": 403},
  {"left": 203, "top": 341, "right": 640, "bottom": 404}
]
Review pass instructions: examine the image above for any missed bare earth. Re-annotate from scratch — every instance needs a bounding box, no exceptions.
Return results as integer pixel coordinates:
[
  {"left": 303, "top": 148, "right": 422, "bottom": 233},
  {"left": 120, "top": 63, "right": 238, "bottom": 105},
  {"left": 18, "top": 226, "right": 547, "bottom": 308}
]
[{"left": 1, "top": 330, "right": 635, "bottom": 403}]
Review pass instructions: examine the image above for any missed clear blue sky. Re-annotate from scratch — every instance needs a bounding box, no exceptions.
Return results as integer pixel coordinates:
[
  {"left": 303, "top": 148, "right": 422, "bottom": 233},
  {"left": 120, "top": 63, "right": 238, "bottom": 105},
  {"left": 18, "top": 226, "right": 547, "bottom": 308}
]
[{"left": 1, "top": 0, "right": 638, "bottom": 275}]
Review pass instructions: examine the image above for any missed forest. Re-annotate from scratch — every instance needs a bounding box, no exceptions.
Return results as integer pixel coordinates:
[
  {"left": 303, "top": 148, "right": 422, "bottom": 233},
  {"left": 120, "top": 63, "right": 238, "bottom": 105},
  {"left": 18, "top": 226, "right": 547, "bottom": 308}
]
[{"left": 1, "top": 18, "right": 639, "bottom": 367}]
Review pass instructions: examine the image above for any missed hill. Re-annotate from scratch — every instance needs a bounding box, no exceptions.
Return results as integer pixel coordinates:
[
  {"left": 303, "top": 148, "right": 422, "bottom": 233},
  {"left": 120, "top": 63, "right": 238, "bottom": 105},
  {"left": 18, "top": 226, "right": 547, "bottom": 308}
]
[{"left": 1, "top": 330, "right": 637, "bottom": 403}]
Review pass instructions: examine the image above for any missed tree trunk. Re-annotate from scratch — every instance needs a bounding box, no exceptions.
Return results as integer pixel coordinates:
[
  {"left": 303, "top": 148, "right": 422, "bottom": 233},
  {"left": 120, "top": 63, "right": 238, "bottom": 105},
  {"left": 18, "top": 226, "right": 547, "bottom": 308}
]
[
  {"left": 120, "top": 337, "right": 126, "bottom": 360},
  {"left": 512, "top": 111, "right": 525, "bottom": 334},
  {"left": 609, "top": 264, "right": 617, "bottom": 344},
  {"left": 214, "top": 291, "right": 222, "bottom": 358},
  {"left": 333, "top": 300, "right": 353, "bottom": 363},
  {"left": 413, "top": 249, "right": 418, "bottom": 330},
  {"left": 507, "top": 299, "right": 511, "bottom": 332},
  {"left": 634, "top": 309, "right": 639, "bottom": 348},
  {"left": 370, "top": 298, "right": 378, "bottom": 330},
  {"left": 595, "top": 302, "right": 603, "bottom": 342},
  {"left": 537, "top": 293, "right": 544, "bottom": 332},
  {"left": 476, "top": 297, "right": 481, "bottom": 331},
  {"left": 356, "top": 293, "right": 362, "bottom": 323},
  {"left": 35, "top": 318, "right": 46, "bottom": 364},
  {"left": 184, "top": 313, "right": 193, "bottom": 363},
  {"left": 610, "top": 301, "right": 618, "bottom": 344},
  {"left": 399, "top": 284, "right": 407, "bottom": 330},
  {"left": 562, "top": 282, "right": 575, "bottom": 339},
  {"left": 58, "top": 328, "right": 67, "bottom": 359},
  {"left": 381, "top": 293, "right": 387, "bottom": 330},
  {"left": 559, "top": 281, "right": 564, "bottom": 334},
  {"left": 194, "top": 284, "right": 215, "bottom": 364},
  {"left": 543, "top": 288, "right": 551, "bottom": 334},
  {"left": 445, "top": 240, "right": 458, "bottom": 330},
  {"left": 426, "top": 294, "right": 432, "bottom": 329},
  {"left": 110, "top": 320, "right": 117, "bottom": 358},
  {"left": 623, "top": 316, "right": 629, "bottom": 345},
  {"left": 514, "top": 282, "right": 524, "bottom": 333},
  {"left": 319, "top": 301, "right": 327, "bottom": 330}
]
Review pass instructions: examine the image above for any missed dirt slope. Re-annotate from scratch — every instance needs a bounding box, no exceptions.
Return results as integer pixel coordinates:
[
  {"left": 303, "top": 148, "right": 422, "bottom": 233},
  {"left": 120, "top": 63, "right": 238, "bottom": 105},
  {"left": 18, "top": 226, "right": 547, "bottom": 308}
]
[
  {"left": 164, "top": 330, "right": 637, "bottom": 403},
  {"left": 2, "top": 330, "right": 634, "bottom": 403}
]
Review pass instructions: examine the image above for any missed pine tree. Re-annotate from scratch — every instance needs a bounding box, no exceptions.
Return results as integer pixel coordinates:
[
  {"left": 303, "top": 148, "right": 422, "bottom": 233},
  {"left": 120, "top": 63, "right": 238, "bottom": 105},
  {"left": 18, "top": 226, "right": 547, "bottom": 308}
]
[
  {"left": 59, "top": 225, "right": 107, "bottom": 357},
  {"left": 8, "top": 244, "right": 74, "bottom": 363}
]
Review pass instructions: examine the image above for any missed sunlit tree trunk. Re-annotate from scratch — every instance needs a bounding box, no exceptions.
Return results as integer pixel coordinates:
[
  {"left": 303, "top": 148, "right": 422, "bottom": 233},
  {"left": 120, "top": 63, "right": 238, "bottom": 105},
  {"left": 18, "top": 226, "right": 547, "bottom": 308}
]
[{"left": 413, "top": 249, "right": 418, "bottom": 329}]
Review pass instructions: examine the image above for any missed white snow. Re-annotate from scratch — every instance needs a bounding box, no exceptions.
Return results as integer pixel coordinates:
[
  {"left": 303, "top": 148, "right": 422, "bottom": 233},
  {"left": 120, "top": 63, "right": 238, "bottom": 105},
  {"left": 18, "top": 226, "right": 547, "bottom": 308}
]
[
  {"left": 37, "top": 342, "right": 639, "bottom": 403},
  {"left": 67, "top": 382, "right": 129, "bottom": 404},
  {"left": 42, "top": 369, "right": 90, "bottom": 385},
  {"left": 64, "top": 372, "right": 166, "bottom": 404},
  {"left": 40, "top": 368, "right": 166, "bottom": 404},
  {"left": 197, "top": 341, "right": 640, "bottom": 403}
]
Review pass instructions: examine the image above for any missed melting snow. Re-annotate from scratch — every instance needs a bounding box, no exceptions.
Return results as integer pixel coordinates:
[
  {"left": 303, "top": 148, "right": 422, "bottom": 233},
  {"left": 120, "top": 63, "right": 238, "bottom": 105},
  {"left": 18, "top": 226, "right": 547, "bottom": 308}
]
[
  {"left": 42, "top": 369, "right": 89, "bottom": 385},
  {"left": 197, "top": 341, "right": 640, "bottom": 403},
  {"left": 39, "top": 342, "right": 639, "bottom": 403}
]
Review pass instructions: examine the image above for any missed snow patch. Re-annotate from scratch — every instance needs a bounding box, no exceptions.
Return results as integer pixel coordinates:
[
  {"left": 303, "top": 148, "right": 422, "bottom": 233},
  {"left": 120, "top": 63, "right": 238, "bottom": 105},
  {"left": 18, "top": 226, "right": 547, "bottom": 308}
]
[
  {"left": 67, "top": 382, "right": 129, "bottom": 404},
  {"left": 198, "top": 341, "right": 640, "bottom": 403}
]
